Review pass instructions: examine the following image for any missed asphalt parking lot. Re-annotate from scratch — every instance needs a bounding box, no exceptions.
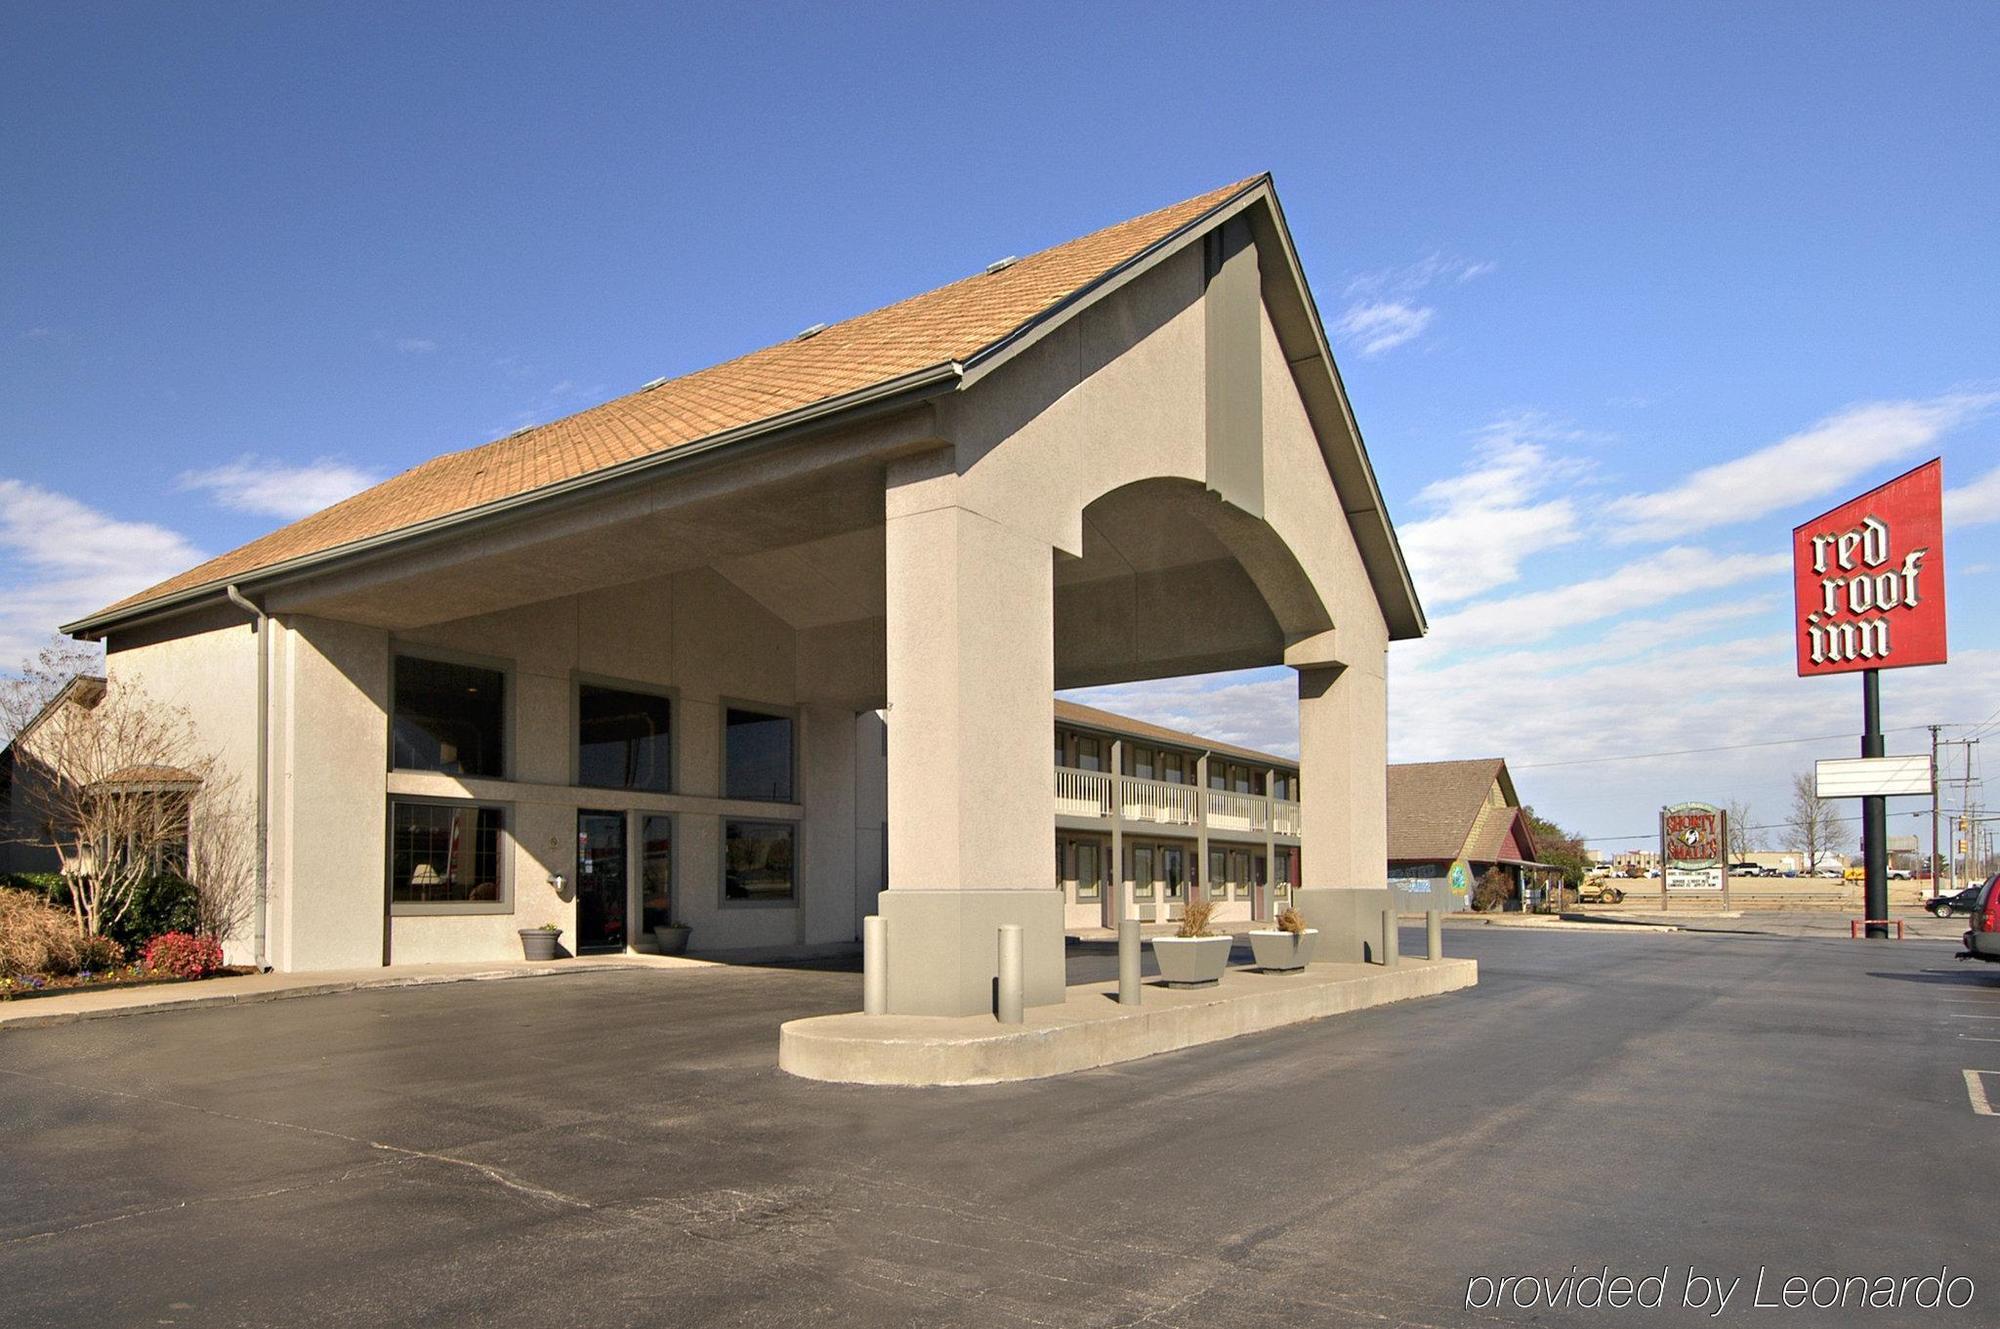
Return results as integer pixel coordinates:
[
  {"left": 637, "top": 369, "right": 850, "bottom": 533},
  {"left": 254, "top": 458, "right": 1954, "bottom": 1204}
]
[{"left": 2, "top": 927, "right": 1994, "bottom": 1328}]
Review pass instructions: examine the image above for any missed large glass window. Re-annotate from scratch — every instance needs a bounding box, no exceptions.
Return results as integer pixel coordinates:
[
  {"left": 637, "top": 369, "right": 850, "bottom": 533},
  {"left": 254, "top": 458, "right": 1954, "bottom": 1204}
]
[
  {"left": 1074, "top": 736, "right": 1102, "bottom": 773},
  {"left": 578, "top": 684, "right": 672, "bottom": 792},
  {"left": 390, "top": 801, "right": 505, "bottom": 907},
  {"left": 1132, "top": 746, "right": 1154, "bottom": 781},
  {"left": 1131, "top": 846, "right": 1155, "bottom": 902},
  {"left": 724, "top": 707, "right": 794, "bottom": 802},
  {"left": 393, "top": 655, "right": 505, "bottom": 776},
  {"left": 1161, "top": 752, "right": 1187, "bottom": 785},
  {"left": 724, "top": 819, "right": 796, "bottom": 902},
  {"left": 641, "top": 815, "right": 673, "bottom": 933},
  {"left": 1208, "top": 848, "right": 1229, "bottom": 900},
  {"left": 1162, "top": 846, "right": 1187, "bottom": 901},
  {"left": 1231, "top": 850, "right": 1252, "bottom": 901}
]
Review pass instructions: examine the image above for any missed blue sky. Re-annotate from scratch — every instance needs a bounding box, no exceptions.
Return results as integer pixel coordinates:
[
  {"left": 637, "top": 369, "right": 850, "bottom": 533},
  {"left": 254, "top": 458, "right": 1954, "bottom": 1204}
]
[{"left": 4, "top": 3, "right": 1997, "bottom": 853}]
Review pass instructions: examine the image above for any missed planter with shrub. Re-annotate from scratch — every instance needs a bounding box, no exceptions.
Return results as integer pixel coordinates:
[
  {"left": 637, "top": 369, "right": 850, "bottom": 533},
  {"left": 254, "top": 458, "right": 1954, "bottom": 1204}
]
[
  {"left": 1248, "top": 906, "right": 1318, "bottom": 971},
  {"left": 519, "top": 924, "right": 563, "bottom": 961},
  {"left": 1149, "top": 899, "right": 1233, "bottom": 987},
  {"left": 652, "top": 924, "right": 692, "bottom": 956}
]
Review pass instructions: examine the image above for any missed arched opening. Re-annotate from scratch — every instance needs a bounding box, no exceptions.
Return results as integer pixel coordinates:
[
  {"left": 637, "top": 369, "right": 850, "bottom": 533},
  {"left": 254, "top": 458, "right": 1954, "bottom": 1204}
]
[{"left": 1054, "top": 478, "right": 1333, "bottom": 689}]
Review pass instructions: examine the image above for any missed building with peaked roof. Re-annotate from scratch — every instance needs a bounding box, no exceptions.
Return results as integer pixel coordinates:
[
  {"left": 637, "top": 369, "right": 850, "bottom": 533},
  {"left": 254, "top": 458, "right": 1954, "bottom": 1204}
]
[
  {"left": 61, "top": 175, "right": 1425, "bottom": 1015},
  {"left": 1386, "top": 758, "right": 1557, "bottom": 910}
]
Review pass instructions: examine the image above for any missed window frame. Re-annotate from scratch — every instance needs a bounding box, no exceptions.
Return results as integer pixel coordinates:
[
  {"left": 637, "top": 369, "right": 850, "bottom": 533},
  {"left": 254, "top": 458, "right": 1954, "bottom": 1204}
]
[
  {"left": 571, "top": 673, "right": 678, "bottom": 794},
  {"left": 719, "top": 816, "right": 800, "bottom": 908},
  {"left": 719, "top": 699, "right": 798, "bottom": 804},
  {"left": 385, "top": 795, "right": 514, "bottom": 917},
  {"left": 389, "top": 645, "right": 513, "bottom": 780}
]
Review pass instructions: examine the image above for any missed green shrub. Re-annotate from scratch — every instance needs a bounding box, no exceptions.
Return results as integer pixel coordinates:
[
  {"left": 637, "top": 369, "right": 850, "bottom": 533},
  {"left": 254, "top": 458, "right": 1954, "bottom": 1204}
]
[{"left": 6, "top": 872, "right": 196, "bottom": 952}]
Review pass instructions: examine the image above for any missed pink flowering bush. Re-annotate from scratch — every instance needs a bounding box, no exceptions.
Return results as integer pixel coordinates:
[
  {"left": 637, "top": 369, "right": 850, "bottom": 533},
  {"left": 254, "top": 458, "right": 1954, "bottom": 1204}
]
[{"left": 142, "top": 932, "right": 225, "bottom": 978}]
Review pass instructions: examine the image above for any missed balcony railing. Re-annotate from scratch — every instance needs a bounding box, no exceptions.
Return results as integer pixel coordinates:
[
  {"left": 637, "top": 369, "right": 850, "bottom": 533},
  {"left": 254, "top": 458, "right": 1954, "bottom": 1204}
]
[
  {"left": 1055, "top": 766, "right": 1114, "bottom": 818},
  {"left": 1055, "top": 766, "right": 1301, "bottom": 838},
  {"left": 1120, "top": 774, "right": 1200, "bottom": 826}
]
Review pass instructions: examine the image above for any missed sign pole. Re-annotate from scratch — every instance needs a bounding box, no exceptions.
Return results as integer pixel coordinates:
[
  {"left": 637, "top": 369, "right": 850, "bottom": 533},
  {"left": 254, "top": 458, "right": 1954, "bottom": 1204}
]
[{"left": 1862, "top": 669, "right": 1889, "bottom": 938}]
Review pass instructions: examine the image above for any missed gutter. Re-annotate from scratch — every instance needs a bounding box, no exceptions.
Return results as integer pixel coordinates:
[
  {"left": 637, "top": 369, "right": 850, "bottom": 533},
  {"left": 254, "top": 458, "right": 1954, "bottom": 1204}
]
[{"left": 224, "top": 584, "right": 271, "bottom": 972}]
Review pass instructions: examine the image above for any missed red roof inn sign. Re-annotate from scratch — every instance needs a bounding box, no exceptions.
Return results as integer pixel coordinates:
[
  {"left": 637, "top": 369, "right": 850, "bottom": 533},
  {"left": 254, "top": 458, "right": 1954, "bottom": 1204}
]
[
  {"left": 1792, "top": 458, "right": 1947, "bottom": 676},
  {"left": 1792, "top": 459, "right": 1948, "bottom": 941}
]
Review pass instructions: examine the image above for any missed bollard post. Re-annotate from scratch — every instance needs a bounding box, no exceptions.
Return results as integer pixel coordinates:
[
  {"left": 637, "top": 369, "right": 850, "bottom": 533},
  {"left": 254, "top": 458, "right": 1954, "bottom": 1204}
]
[
  {"left": 1118, "top": 917, "right": 1142, "bottom": 1005},
  {"left": 997, "top": 924, "right": 1024, "bottom": 1024},
  {"left": 862, "top": 915, "right": 888, "bottom": 1015},
  {"left": 1427, "top": 908, "right": 1443, "bottom": 961},
  {"left": 1380, "top": 909, "right": 1399, "bottom": 967}
]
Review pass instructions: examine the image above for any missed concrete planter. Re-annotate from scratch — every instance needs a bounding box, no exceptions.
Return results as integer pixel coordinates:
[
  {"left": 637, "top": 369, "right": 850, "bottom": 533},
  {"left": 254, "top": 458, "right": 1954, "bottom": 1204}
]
[
  {"left": 1150, "top": 934, "right": 1233, "bottom": 987},
  {"left": 652, "top": 925, "right": 692, "bottom": 956},
  {"left": 1248, "top": 928, "right": 1318, "bottom": 971},
  {"left": 519, "top": 928, "right": 562, "bottom": 961}
]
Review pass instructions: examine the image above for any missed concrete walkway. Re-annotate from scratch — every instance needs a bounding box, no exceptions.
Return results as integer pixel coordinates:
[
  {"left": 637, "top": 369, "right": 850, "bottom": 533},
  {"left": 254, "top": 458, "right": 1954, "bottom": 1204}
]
[
  {"left": 780, "top": 956, "right": 1478, "bottom": 1085},
  {"left": 0, "top": 953, "right": 716, "bottom": 1030}
]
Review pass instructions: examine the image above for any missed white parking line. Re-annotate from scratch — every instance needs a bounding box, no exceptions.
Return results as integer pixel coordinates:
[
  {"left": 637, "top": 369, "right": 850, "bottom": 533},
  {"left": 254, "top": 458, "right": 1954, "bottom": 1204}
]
[
  {"left": 1966, "top": 1070, "right": 1998, "bottom": 1116},
  {"left": 1949, "top": 1013, "right": 2000, "bottom": 1020},
  {"left": 1961, "top": 1035, "right": 2000, "bottom": 1043}
]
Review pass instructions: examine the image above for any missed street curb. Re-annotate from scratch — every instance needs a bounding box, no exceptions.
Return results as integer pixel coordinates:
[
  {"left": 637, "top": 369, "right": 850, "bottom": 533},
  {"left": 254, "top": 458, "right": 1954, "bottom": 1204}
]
[{"left": 0, "top": 960, "right": 708, "bottom": 1032}]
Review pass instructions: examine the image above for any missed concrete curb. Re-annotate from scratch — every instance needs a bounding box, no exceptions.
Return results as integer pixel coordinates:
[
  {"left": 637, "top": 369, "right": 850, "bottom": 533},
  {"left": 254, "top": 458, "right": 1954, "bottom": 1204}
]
[
  {"left": 0, "top": 958, "right": 716, "bottom": 1032},
  {"left": 778, "top": 957, "right": 1478, "bottom": 1086}
]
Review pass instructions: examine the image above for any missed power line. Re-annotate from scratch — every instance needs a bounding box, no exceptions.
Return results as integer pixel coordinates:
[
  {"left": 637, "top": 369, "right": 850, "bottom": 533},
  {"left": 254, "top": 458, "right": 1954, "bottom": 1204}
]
[
  {"left": 1514, "top": 724, "right": 1944, "bottom": 771},
  {"left": 1581, "top": 806, "right": 1930, "bottom": 845}
]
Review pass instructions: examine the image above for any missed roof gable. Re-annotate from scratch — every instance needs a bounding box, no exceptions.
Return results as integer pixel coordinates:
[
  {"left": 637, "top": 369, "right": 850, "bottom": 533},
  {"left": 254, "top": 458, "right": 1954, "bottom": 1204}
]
[
  {"left": 69, "top": 176, "right": 1424, "bottom": 643},
  {"left": 1387, "top": 758, "right": 1511, "bottom": 862}
]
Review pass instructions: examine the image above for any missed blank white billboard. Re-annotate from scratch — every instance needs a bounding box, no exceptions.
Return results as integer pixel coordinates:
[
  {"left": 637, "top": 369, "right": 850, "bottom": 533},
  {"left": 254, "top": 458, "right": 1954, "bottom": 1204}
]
[{"left": 1815, "top": 755, "right": 1933, "bottom": 798}]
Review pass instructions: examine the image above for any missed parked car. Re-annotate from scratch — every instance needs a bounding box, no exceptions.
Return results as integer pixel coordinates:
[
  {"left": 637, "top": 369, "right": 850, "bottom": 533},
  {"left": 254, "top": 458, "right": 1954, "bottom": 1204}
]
[
  {"left": 1928, "top": 885, "right": 1985, "bottom": 917},
  {"left": 1888, "top": 868, "right": 1913, "bottom": 880},
  {"left": 1729, "top": 861, "right": 1763, "bottom": 877},
  {"left": 1961, "top": 875, "right": 2000, "bottom": 964}
]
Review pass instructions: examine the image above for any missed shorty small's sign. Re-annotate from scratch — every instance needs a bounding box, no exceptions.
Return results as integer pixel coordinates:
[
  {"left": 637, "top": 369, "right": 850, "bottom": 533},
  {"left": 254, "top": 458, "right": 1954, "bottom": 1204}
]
[
  {"left": 1792, "top": 458, "right": 1947, "bottom": 676},
  {"left": 1662, "top": 802, "right": 1726, "bottom": 894}
]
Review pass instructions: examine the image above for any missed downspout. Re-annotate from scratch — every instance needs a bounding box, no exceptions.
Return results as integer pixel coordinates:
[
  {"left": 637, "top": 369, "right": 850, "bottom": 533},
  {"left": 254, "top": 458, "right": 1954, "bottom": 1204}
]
[{"left": 224, "top": 584, "right": 270, "bottom": 971}]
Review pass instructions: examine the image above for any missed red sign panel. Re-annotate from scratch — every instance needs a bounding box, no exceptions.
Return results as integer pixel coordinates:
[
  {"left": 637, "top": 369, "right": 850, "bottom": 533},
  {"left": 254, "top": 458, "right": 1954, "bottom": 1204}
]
[
  {"left": 1663, "top": 805, "right": 1722, "bottom": 867},
  {"left": 1792, "top": 458, "right": 1947, "bottom": 677}
]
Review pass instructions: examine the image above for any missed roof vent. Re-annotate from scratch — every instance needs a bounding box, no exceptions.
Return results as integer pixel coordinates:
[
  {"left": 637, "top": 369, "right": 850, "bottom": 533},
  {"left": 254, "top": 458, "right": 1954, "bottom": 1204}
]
[
  {"left": 795, "top": 322, "right": 828, "bottom": 340},
  {"left": 985, "top": 255, "right": 1020, "bottom": 274},
  {"left": 641, "top": 376, "right": 668, "bottom": 391}
]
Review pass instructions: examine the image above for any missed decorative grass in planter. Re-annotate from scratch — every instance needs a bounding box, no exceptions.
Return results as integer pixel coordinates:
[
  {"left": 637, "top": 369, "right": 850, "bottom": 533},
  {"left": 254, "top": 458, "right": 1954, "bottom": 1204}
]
[
  {"left": 1248, "top": 906, "right": 1319, "bottom": 972},
  {"left": 1148, "top": 899, "right": 1233, "bottom": 987}
]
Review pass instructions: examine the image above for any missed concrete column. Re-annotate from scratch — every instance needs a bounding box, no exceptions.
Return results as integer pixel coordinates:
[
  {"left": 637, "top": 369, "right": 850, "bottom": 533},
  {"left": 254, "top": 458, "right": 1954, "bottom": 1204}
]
[
  {"left": 1194, "top": 753, "right": 1210, "bottom": 917},
  {"left": 1292, "top": 657, "right": 1392, "bottom": 965},
  {"left": 876, "top": 464, "right": 1064, "bottom": 1015},
  {"left": 1108, "top": 738, "right": 1124, "bottom": 923},
  {"left": 863, "top": 916, "right": 887, "bottom": 1015}
]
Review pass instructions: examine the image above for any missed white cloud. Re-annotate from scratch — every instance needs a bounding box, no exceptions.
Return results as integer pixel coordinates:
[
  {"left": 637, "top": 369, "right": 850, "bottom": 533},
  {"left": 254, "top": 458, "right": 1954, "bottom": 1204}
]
[
  {"left": 1416, "top": 546, "right": 1790, "bottom": 653},
  {"left": 1945, "top": 463, "right": 2000, "bottom": 530},
  {"left": 1605, "top": 393, "right": 1995, "bottom": 543},
  {"left": 1062, "top": 670, "right": 1301, "bottom": 760},
  {"left": 1333, "top": 251, "right": 1493, "bottom": 358},
  {"left": 178, "top": 455, "right": 378, "bottom": 521},
  {"left": 0, "top": 480, "right": 204, "bottom": 664},
  {"left": 1335, "top": 301, "right": 1433, "bottom": 356},
  {"left": 394, "top": 337, "right": 438, "bottom": 354},
  {"left": 1344, "top": 252, "right": 1496, "bottom": 299},
  {"left": 1398, "top": 415, "right": 1593, "bottom": 605}
]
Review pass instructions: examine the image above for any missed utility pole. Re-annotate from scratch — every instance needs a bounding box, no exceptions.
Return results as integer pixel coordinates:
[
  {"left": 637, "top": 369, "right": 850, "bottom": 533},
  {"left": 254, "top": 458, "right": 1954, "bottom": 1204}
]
[{"left": 1930, "top": 724, "right": 1942, "bottom": 898}]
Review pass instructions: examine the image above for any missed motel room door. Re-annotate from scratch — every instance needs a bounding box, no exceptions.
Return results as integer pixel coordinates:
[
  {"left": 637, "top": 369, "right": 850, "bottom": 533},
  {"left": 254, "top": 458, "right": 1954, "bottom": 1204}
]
[{"left": 576, "top": 811, "right": 628, "bottom": 952}]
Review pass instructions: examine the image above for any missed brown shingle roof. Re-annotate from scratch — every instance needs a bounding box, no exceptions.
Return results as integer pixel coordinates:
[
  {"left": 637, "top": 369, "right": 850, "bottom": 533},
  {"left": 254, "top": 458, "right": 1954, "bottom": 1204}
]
[
  {"left": 1387, "top": 758, "right": 1509, "bottom": 862},
  {"left": 1053, "top": 699, "right": 1295, "bottom": 770},
  {"left": 91, "top": 177, "right": 1265, "bottom": 623}
]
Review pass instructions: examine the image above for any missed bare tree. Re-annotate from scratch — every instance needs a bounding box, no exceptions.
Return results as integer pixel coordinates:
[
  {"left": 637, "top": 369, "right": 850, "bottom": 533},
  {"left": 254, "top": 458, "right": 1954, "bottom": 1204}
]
[
  {"left": 12, "top": 682, "right": 211, "bottom": 938},
  {"left": 1725, "top": 799, "right": 1759, "bottom": 861},
  {"left": 184, "top": 782, "right": 256, "bottom": 943},
  {"left": 1786, "top": 772, "right": 1846, "bottom": 873},
  {"left": 0, "top": 634, "right": 105, "bottom": 743}
]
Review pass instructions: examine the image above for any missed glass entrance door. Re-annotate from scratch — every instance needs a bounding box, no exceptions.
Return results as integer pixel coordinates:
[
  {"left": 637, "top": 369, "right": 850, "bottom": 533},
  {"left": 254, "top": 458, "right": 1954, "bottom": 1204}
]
[{"left": 576, "top": 811, "right": 628, "bottom": 951}]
